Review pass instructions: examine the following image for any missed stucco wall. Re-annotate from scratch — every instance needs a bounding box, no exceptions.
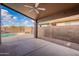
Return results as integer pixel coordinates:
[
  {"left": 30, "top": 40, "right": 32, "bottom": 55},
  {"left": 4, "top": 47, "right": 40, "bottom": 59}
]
[
  {"left": 38, "top": 25, "right": 79, "bottom": 44},
  {"left": 1, "top": 27, "right": 33, "bottom": 34}
]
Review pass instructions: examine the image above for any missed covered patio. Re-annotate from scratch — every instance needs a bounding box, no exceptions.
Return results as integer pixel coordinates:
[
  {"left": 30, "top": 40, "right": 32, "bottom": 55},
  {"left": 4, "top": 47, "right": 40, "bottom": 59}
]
[{"left": 0, "top": 3, "right": 79, "bottom": 56}]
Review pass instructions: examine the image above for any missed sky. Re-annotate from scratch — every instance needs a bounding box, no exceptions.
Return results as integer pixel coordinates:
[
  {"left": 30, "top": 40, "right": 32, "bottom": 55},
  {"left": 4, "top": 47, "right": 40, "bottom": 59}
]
[{"left": 1, "top": 5, "right": 35, "bottom": 27}]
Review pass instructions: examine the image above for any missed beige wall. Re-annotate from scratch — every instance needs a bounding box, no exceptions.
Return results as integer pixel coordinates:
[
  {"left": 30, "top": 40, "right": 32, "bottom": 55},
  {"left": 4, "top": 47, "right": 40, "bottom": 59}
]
[
  {"left": 25, "top": 27, "right": 33, "bottom": 34},
  {"left": 38, "top": 25, "right": 79, "bottom": 44},
  {"left": 1, "top": 26, "right": 33, "bottom": 34}
]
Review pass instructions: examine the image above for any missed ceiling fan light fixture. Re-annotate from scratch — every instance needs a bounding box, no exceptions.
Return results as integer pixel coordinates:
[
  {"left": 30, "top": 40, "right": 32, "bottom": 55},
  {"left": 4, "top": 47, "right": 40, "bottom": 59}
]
[{"left": 35, "top": 3, "right": 40, "bottom": 7}]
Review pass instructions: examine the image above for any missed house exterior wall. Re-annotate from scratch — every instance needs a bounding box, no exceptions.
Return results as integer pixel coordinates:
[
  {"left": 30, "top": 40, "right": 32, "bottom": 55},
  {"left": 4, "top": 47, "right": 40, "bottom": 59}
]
[
  {"left": 38, "top": 25, "right": 79, "bottom": 44},
  {"left": 38, "top": 25, "right": 79, "bottom": 50}
]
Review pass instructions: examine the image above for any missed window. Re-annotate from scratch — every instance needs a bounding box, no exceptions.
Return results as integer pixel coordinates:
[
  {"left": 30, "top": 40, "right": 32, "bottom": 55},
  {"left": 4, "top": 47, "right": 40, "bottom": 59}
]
[
  {"left": 39, "top": 23, "right": 49, "bottom": 27},
  {"left": 56, "top": 21, "right": 79, "bottom": 26}
]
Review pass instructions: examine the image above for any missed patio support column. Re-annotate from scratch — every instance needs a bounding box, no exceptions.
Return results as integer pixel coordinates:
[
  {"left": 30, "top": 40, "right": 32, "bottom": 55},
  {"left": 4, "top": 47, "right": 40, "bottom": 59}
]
[
  {"left": 0, "top": 38, "right": 1, "bottom": 45},
  {"left": 0, "top": 30, "right": 1, "bottom": 45},
  {"left": 34, "top": 20, "right": 38, "bottom": 38}
]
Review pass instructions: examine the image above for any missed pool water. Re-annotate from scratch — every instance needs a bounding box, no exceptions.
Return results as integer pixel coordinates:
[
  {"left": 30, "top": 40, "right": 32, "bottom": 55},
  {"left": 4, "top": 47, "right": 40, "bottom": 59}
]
[{"left": 1, "top": 33, "right": 16, "bottom": 38}]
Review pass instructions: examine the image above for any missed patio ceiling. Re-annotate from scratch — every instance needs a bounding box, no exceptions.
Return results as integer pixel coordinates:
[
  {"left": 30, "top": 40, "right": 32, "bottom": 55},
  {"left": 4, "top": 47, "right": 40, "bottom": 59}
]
[{"left": 2, "top": 3, "right": 79, "bottom": 21}]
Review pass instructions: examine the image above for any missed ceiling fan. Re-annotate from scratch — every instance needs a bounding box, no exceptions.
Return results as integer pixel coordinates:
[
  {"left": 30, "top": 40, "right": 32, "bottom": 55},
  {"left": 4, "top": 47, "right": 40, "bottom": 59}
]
[{"left": 24, "top": 3, "right": 46, "bottom": 14}]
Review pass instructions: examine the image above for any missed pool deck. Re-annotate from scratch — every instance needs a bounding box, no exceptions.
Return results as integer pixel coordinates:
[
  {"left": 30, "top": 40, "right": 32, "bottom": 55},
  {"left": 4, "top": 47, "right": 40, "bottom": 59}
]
[
  {"left": 0, "top": 37, "right": 79, "bottom": 56},
  {"left": 1, "top": 33, "right": 34, "bottom": 43}
]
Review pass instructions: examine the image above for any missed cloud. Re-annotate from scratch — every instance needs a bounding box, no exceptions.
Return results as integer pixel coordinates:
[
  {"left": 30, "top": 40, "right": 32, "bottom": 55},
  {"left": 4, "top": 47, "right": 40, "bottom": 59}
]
[
  {"left": 23, "top": 20, "right": 34, "bottom": 27},
  {"left": 1, "top": 9, "right": 8, "bottom": 16},
  {"left": 1, "top": 9, "right": 17, "bottom": 26},
  {"left": 13, "top": 16, "right": 17, "bottom": 20},
  {"left": 24, "top": 20, "right": 34, "bottom": 24},
  {"left": 24, "top": 21, "right": 29, "bottom": 24},
  {"left": 1, "top": 9, "right": 16, "bottom": 22},
  {"left": 1, "top": 9, "right": 34, "bottom": 27},
  {"left": 31, "top": 20, "right": 35, "bottom": 23}
]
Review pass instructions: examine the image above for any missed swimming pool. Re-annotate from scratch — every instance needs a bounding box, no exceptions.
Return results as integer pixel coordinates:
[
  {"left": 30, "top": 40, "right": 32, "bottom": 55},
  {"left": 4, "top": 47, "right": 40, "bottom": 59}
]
[{"left": 1, "top": 33, "right": 16, "bottom": 38}]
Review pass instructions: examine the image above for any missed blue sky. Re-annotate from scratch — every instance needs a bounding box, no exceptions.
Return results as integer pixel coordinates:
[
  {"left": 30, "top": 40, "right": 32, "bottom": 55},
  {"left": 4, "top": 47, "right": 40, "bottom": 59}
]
[{"left": 1, "top": 5, "right": 34, "bottom": 27}]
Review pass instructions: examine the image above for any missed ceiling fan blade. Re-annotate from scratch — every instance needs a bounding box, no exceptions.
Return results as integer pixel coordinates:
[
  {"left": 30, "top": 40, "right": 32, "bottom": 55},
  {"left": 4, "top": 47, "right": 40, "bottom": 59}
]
[
  {"left": 37, "top": 8, "right": 46, "bottom": 11},
  {"left": 35, "top": 3, "right": 40, "bottom": 7},
  {"left": 28, "top": 9, "right": 34, "bottom": 13},
  {"left": 34, "top": 9, "right": 39, "bottom": 14},
  {"left": 24, "top": 5, "right": 33, "bottom": 8}
]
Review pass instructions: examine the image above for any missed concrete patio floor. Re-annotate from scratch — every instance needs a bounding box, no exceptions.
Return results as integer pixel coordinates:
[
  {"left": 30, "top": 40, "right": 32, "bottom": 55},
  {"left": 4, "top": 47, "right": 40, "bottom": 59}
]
[{"left": 0, "top": 38, "right": 79, "bottom": 56}]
